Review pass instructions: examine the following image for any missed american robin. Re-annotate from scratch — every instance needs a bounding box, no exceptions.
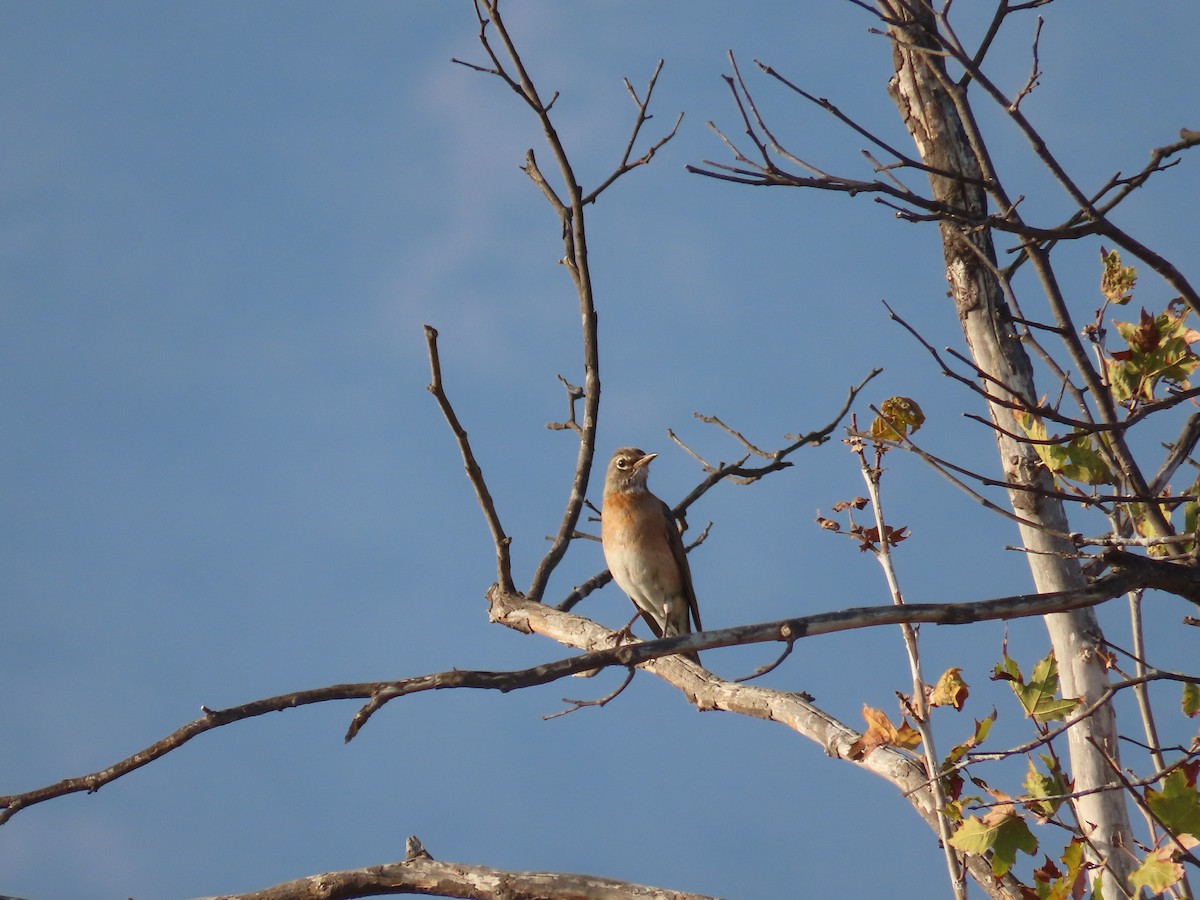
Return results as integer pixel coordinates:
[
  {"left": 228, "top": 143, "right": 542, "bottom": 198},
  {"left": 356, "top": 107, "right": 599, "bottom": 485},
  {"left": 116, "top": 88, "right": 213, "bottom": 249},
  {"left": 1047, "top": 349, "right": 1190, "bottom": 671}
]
[{"left": 601, "top": 447, "right": 703, "bottom": 663}]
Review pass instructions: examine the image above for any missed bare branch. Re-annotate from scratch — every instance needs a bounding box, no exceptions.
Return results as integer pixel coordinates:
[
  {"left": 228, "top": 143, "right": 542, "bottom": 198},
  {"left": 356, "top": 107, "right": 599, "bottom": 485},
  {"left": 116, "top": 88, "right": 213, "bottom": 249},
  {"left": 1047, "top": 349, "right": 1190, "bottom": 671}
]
[
  {"left": 754, "top": 57, "right": 989, "bottom": 188},
  {"left": 458, "top": 0, "right": 610, "bottom": 604},
  {"left": 544, "top": 666, "right": 637, "bottom": 720},
  {"left": 583, "top": 59, "right": 684, "bottom": 205},
  {"left": 195, "top": 840, "right": 724, "bottom": 900},
  {"left": 425, "top": 325, "right": 515, "bottom": 594},
  {"left": 692, "top": 412, "right": 775, "bottom": 458},
  {"left": 733, "top": 636, "right": 798, "bottom": 683},
  {"left": 4, "top": 561, "right": 1166, "bottom": 828},
  {"left": 921, "top": 3, "right": 1200, "bottom": 316},
  {"left": 1090, "top": 737, "right": 1200, "bottom": 869},
  {"left": 1092, "top": 129, "right": 1200, "bottom": 216},
  {"left": 853, "top": 430, "right": 966, "bottom": 896},
  {"left": 889, "top": 430, "right": 1197, "bottom": 509},
  {"left": 555, "top": 567, "right": 614, "bottom": 612},
  {"left": 1009, "top": 16, "right": 1044, "bottom": 112},
  {"left": 546, "top": 373, "right": 584, "bottom": 434},
  {"left": 672, "top": 368, "right": 882, "bottom": 511},
  {"left": 861, "top": 413, "right": 1082, "bottom": 539},
  {"left": 0, "top": 682, "right": 375, "bottom": 826},
  {"left": 1151, "top": 413, "right": 1200, "bottom": 493}
]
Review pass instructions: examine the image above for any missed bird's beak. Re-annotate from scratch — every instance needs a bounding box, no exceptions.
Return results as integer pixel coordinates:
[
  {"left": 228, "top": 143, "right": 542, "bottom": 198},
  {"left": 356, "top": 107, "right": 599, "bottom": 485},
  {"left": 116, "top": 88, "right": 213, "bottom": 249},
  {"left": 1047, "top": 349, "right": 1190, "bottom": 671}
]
[{"left": 634, "top": 452, "right": 657, "bottom": 469}]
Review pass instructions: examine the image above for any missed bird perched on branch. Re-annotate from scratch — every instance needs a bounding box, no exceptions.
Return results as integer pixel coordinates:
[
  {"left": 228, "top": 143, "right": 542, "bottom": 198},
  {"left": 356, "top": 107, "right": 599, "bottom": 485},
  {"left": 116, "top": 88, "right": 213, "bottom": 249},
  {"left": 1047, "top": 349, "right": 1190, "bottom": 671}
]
[{"left": 601, "top": 447, "right": 703, "bottom": 663}]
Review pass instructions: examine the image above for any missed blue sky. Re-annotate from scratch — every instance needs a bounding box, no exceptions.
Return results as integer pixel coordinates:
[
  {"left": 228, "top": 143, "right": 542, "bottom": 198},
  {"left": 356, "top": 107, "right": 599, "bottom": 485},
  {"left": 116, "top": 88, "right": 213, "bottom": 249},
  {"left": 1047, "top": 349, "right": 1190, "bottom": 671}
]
[{"left": 3, "top": 3, "right": 1198, "bottom": 898}]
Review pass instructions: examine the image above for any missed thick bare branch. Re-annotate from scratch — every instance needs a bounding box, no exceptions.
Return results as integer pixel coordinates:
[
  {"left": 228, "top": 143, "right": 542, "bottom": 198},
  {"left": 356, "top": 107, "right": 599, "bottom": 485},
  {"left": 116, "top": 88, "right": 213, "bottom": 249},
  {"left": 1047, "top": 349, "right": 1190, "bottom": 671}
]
[
  {"left": 4, "top": 559, "right": 1167, "bottom": 828},
  {"left": 195, "top": 839, "right": 722, "bottom": 900}
]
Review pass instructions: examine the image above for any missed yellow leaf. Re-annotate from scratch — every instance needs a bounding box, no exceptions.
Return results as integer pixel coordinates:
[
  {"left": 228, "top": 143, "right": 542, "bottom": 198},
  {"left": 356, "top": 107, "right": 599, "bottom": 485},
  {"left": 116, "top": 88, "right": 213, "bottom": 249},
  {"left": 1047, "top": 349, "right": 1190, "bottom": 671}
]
[
  {"left": 930, "top": 667, "right": 969, "bottom": 711},
  {"left": 870, "top": 396, "right": 925, "bottom": 440}
]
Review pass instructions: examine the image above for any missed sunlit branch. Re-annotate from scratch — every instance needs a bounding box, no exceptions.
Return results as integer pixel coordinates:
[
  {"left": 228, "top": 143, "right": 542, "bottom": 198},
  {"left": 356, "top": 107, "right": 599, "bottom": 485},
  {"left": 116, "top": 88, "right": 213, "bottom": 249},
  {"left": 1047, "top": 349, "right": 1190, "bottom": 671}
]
[
  {"left": 3, "top": 565, "right": 1158, "bottom": 827},
  {"left": 197, "top": 837, "right": 724, "bottom": 900}
]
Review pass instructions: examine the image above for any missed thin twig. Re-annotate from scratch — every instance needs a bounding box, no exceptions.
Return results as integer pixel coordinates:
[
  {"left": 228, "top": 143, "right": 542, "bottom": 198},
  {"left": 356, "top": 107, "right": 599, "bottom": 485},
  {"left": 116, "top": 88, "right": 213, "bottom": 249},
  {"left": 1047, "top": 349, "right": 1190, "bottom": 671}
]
[
  {"left": 1089, "top": 737, "right": 1200, "bottom": 869},
  {"left": 544, "top": 666, "right": 637, "bottom": 719},
  {"left": 734, "top": 635, "right": 797, "bottom": 683},
  {"left": 963, "top": 669, "right": 1200, "bottom": 768},
  {"left": 425, "top": 325, "right": 515, "bottom": 593},
  {"left": 1008, "top": 16, "right": 1043, "bottom": 112},
  {"left": 855, "top": 432, "right": 965, "bottom": 896},
  {"left": 584, "top": 59, "right": 684, "bottom": 205}
]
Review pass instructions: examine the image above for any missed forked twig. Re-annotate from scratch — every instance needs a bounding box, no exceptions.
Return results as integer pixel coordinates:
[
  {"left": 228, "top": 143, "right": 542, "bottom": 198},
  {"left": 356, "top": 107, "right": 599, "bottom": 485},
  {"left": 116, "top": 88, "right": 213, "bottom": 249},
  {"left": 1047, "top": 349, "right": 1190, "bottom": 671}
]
[{"left": 544, "top": 666, "right": 637, "bottom": 719}]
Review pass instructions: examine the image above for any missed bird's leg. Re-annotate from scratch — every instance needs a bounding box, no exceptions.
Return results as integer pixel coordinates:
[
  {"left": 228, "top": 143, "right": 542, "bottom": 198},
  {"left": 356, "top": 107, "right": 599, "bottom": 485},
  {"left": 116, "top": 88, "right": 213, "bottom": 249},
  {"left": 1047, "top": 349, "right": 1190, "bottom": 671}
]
[{"left": 609, "top": 610, "right": 641, "bottom": 648}]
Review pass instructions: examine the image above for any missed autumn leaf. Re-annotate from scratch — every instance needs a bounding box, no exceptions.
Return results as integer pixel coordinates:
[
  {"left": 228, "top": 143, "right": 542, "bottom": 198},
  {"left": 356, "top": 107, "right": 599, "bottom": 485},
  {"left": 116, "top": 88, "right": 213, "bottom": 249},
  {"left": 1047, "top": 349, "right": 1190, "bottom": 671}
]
[
  {"left": 1106, "top": 302, "right": 1200, "bottom": 404},
  {"left": 1100, "top": 247, "right": 1137, "bottom": 305},
  {"left": 831, "top": 497, "right": 869, "bottom": 512},
  {"left": 1030, "top": 839, "right": 1090, "bottom": 900},
  {"left": 930, "top": 667, "right": 969, "bottom": 711},
  {"left": 851, "top": 524, "right": 910, "bottom": 552},
  {"left": 1032, "top": 855, "right": 1061, "bottom": 879},
  {"left": 1124, "top": 308, "right": 1159, "bottom": 353},
  {"left": 848, "top": 704, "right": 923, "bottom": 760},
  {"left": 1128, "top": 839, "right": 1196, "bottom": 896},
  {"left": 870, "top": 396, "right": 925, "bottom": 440},
  {"left": 941, "top": 770, "right": 965, "bottom": 806}
]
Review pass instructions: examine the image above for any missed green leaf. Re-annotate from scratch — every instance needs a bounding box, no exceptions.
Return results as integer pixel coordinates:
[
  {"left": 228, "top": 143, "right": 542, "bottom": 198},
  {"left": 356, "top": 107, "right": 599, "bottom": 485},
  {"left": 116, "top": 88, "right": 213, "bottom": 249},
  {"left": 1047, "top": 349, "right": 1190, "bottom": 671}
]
[
  {"left": 1145, "top": 769, "right": 1200, "bottom": 838},
  {"left": 1106, "top": 304, "right": 1200, "bottom": 403},
  {"left": 944, "top": 710, "right": 997, "bottom": 769},
  {"left": 1024, "top": 754, "right": 1068, "bottom": 820},
  {"left": 1012, "top": 410, "right": 1113, "bottom": 485},
  {"left": 1058, "top": 434, "right": 1115, "bottom": 485},
  {"left": 1128, "top": 849, "right": 1183, "bottom": 895},
  {"left": 1011, "top": 652, "right": 1081, "bottom": 724},
  {"left": 991, "top": 652, "right": 1022, "bottom": 684},
  {"left": 948, "top": 811, "right": 1037, "bottom": 876},
  {"left": 1183, "top": 681, "right": 1200, "bottom": 718}
]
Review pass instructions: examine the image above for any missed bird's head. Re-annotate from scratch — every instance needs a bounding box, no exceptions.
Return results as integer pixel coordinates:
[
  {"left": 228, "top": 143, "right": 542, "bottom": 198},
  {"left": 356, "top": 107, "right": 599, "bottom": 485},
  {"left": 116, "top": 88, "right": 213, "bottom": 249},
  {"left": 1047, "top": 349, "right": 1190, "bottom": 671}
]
[{"left": 604, "top": 447, "right": 657, "bottom": 493}]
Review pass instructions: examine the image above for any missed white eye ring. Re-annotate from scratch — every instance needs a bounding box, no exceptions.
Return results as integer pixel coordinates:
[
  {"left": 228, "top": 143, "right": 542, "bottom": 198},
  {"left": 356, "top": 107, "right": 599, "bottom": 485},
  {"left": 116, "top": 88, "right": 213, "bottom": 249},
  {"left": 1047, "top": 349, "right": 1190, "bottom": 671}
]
[{"left": 616, "top": 458, "right": 629, "bottom": 469}]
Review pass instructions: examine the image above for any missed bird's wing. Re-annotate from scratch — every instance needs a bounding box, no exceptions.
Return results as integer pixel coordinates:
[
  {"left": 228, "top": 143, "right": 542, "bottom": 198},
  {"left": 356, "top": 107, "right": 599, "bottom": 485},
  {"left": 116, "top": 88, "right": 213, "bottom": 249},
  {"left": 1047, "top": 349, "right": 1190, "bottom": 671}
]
[{"left": 660, "top": 498, "right": 703, "bottom": 633}]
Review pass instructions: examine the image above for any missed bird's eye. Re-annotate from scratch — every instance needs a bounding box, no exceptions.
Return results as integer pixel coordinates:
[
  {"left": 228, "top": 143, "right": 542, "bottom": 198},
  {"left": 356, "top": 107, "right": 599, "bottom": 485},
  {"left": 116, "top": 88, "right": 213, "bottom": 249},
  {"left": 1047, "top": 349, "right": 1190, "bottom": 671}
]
[{"left": 616, "top": 458, "right": 628, "bottom": 470}]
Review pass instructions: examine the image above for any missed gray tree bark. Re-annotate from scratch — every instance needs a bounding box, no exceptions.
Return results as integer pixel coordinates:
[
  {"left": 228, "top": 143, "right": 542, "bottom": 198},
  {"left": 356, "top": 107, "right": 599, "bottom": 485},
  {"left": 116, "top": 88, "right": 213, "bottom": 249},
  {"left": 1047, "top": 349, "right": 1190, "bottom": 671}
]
[{"left": 881, "top": 2, "right": 1135, "bottom": 893}]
